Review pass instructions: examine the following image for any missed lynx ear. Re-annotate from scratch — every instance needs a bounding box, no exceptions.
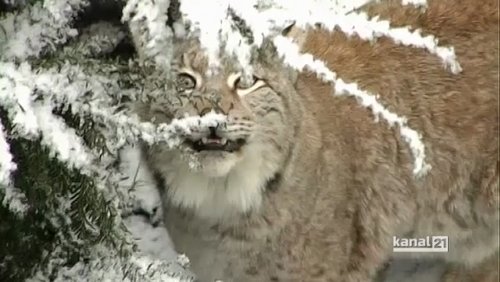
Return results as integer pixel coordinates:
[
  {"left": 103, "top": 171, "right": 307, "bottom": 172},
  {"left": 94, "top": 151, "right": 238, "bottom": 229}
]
[{"left": 281, "top": 22, "right": 307, "bottom": 50}]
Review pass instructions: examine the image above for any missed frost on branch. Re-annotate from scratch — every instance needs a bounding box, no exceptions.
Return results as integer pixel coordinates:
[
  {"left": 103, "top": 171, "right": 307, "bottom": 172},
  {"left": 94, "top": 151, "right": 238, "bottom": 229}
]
[
  {"left": 273, "top": 36, "right": 431, "bottom": 176},
  {"left": 0, "top": 1, "right": 198, "bottom": 279},
  {"left": 0, "top": 119, "right": 28, "bottom": 215},
  {"left": 401, "top": 0, "right": 428, "bottom": 7},
  {"left": 0, "top": 0, "right": 88, "bottom": 60},
  {"left": 0, "top": 120, "right": 16, "bottom": 187},
  {"left": 291, "top": 10, "right": 462, "bottom": 74},
  {"left": 27, "top": 245, "right": 195, "bottom": 282},
  {"left": 122, "top": 0, "right": 174, "bottom": 72}
]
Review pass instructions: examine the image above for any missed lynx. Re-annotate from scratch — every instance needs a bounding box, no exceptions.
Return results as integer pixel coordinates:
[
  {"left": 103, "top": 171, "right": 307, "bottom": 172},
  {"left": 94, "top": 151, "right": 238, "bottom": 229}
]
[{"left": 135, "top": 0, "right": 499, "bottom": 281}]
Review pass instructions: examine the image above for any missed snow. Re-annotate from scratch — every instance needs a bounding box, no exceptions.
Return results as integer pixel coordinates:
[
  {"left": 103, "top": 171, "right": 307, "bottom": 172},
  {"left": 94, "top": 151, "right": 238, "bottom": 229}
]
[
  {"left": 0, "top": 63, "right": 41, "bottom": 138},
  {"left": 120, "top": 145, "right": 446, "bottom": 282},
  {"left": 401, "top": 0, "right": 428, "bottom": 7},
  {"left": 0, "top": 185, "right": 28, "bottom": 215},
  {"left": 0, "top": 120, "right": 24, "bottom": 215},
  {"left": 0, "top": 121, "right": 16, "bottom": 187},
  {"left": 122, "top": 0, "right": 174, "bottom": 71},
  {"left": 34, "top": 103, "right": 94, "bottom": 170},
  {"left": 120, "top": 145, "right": 195, "bottom": 279},
  {"left": 291, "top": 10, "right": 462, "bottom": 74},
  {"left": 273, "top": 35, "right": 431, "bottom": 177},
  {"left": 383, "top": 259, "right": 445, "bottom": 282},
  {"left": 29, "top": 243, "right": 196, "bottom": 282},
  {"left": 0, "top": 61, "right": 228, "bottom": 171},
  {"left": 125, "top": 215, "right": 177, "bottom": 261},
  {"left": 119, "top": 145, "right": 163, "bottom": 217},
  {"left": 0, "top": 0, "right": 84, "bottom": 60}
]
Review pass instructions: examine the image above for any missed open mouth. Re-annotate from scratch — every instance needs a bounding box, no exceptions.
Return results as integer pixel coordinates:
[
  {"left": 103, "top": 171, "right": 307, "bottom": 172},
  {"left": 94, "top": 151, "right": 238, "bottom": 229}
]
[{"left": 187, "top": 136, "right": 246, "bottom": 152}]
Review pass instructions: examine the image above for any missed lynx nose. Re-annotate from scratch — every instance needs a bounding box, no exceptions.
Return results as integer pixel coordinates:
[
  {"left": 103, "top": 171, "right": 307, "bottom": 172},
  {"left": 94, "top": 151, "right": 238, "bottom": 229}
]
[
  {"left": 208, "top": 126, "right": 218, "bottom": 137},
  {"left": 199, "top": 106, "right": 213, "bottom": 116}
]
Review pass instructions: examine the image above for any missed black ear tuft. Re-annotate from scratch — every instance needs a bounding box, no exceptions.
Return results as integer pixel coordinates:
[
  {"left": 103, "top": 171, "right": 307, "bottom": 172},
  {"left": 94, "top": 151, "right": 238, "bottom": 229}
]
[{"left": 281, "top": 21, "right": 296, "bottom": 36}]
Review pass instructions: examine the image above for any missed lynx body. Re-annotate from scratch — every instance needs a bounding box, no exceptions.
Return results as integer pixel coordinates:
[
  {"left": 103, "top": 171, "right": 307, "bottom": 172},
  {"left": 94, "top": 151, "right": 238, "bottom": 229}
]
[{"left": 136, "top": 0, "right": 499, "bottom": 281}]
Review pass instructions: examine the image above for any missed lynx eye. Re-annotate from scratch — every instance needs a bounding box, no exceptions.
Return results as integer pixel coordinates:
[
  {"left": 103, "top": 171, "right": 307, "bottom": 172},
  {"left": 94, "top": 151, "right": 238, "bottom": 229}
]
[
  {"left": 228, "top": 73, "right": 267, "bottom": 97},
  {"left": 176, "top": 73, "right": 196, "bottom": 91}
]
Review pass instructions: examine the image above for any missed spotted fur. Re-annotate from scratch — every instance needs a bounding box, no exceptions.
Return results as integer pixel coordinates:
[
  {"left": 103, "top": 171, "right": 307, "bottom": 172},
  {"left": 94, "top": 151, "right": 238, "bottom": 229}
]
[{"left": 134, "top": 0, "right": 499, "bottom": 281}]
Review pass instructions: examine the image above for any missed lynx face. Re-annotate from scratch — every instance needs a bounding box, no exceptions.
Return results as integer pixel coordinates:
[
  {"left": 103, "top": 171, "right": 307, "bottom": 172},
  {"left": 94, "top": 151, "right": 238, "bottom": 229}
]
[
  {"left": 135, "top": 39, "right": 301, "bottom": 218},
  {"left": 141, "top": 40, "right": 295, "bottom": 178}
]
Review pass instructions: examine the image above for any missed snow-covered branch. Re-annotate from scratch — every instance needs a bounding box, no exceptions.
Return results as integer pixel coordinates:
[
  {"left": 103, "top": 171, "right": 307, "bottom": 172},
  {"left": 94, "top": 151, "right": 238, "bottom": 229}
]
[
  {"left": 122, "top": 0, "right": 174, "bottom": 72},
  {"left": 273, "top": 35, "right": 432, "bottom": 176},
  {"left": 0, "top": 0, "right": 88, "bottom": 60},
  {"left": 0, "top": 60, "right": 227, "bottom": 153},
  {"left": 0, "top": 119, "right": 28, "bottom": 215},
  {"left": 307, "top": 11, "right": 462, "bottom": 73},
  {"left": 0, "top": 62, "right": 96, "bottom": 173},
  {"left": 252, "top": 1, "right": 461, "bottom": 73},
  {"left": 0, "top": 119, "right": 16, "bottom": 187},
  {"left": 27, "top": 244, "right": 196, "bottom": 282},
  {"left": 0, "top": 183, "right": 28, "bottom": 215}
]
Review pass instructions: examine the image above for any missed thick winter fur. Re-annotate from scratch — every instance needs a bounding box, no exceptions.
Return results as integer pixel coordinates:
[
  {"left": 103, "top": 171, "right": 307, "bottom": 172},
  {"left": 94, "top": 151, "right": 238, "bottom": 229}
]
[{"left": 135, "top": 0, "right": 499, "bottom": 281}]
